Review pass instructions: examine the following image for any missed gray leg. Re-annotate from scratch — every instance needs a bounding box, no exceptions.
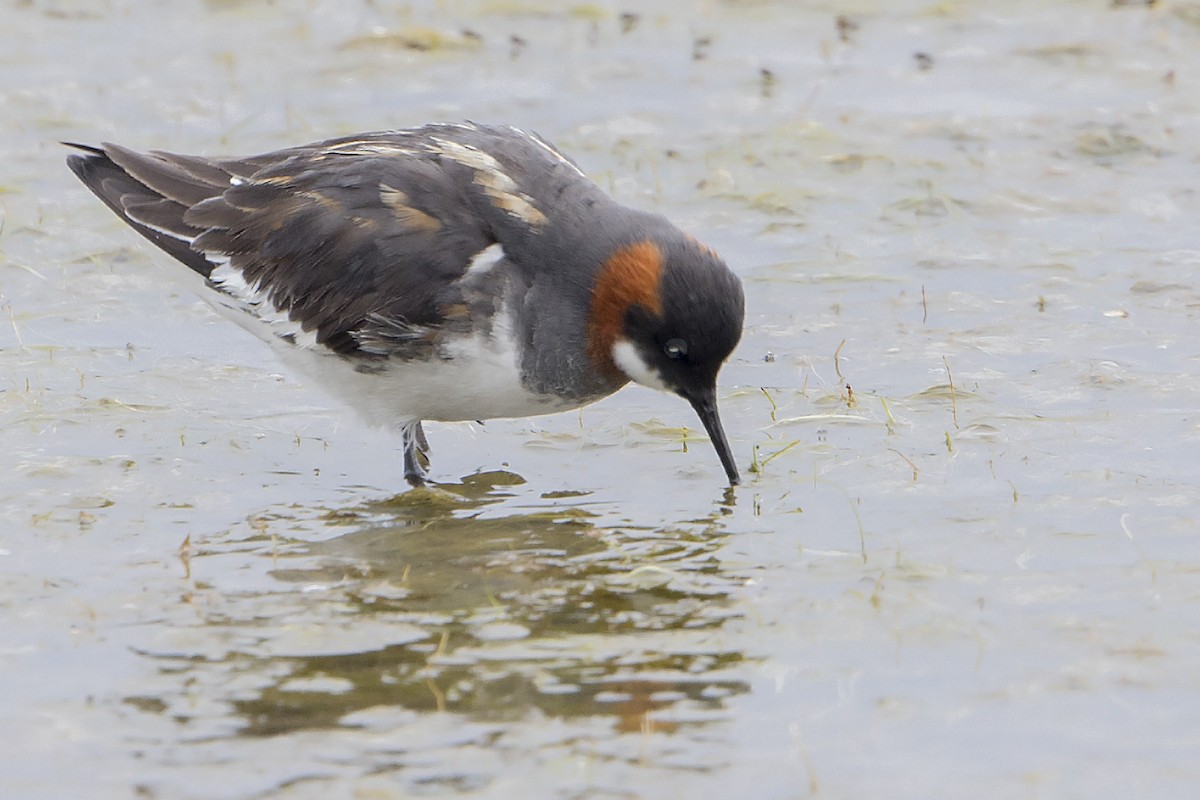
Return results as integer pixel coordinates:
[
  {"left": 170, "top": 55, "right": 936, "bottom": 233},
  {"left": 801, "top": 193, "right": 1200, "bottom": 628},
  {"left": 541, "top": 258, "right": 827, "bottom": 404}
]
[{"left": 402, "top": 420, "right": 429, "bottom": 486}]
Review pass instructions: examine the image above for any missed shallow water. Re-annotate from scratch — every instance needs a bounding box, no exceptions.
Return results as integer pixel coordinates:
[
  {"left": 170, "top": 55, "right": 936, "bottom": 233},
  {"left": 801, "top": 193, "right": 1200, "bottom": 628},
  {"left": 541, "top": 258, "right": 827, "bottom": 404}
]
[{"left": 2, "top": 1, "right": 1199, "bottom": 797}]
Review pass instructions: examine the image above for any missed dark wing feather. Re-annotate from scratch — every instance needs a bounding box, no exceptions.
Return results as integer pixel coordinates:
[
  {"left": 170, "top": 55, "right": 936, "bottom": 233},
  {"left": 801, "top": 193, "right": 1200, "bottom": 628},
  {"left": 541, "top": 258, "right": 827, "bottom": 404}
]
[
  {"left": 102, "top": 142, "right": 225, "bottom": 207},
  {"left": 66, "top": 142, "right": 217, "bottom": 277},
  {"left": 191, "top": 151, "right": 494, "bottom": 353},
  {"left": 66, "top": 134, "right": 498, "bottom": 356}
]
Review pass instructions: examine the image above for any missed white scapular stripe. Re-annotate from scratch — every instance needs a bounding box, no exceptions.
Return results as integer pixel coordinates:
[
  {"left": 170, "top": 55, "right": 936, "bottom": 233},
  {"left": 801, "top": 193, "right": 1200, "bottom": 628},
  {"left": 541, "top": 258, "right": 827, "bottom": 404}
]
[{"left": 464, "top": 242, "right": 506, "bottom": 277}]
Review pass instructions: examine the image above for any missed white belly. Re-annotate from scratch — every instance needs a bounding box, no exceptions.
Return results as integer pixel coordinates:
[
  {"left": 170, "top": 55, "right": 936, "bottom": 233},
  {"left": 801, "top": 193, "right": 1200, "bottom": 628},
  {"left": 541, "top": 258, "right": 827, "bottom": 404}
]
[
  {"left": 276, "top": 329, "right": 582, "bottom": 428},
  {"left": 195, "top": 256, "right": 586, "bottom": 427}
]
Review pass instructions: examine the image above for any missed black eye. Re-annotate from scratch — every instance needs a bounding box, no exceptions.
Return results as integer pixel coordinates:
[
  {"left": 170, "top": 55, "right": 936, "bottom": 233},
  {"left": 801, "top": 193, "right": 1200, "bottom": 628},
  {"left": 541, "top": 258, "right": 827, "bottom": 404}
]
[{"left": 664, "top": 338, "right": 688, "bottom": 359}]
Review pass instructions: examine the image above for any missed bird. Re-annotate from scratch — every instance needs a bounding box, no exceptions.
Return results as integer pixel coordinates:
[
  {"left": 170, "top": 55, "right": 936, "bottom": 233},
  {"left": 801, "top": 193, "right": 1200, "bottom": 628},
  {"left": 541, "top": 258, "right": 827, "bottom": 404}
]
[{"left": 65, "top": 122, "right": 745, "bottom": 487}]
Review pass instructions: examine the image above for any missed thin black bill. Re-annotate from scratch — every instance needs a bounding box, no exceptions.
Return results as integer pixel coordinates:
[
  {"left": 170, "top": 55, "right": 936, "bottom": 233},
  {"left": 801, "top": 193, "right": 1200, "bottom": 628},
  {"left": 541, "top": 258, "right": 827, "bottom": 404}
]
[{"left": 688, "top": 388, "right": 740, "bottom": 486}]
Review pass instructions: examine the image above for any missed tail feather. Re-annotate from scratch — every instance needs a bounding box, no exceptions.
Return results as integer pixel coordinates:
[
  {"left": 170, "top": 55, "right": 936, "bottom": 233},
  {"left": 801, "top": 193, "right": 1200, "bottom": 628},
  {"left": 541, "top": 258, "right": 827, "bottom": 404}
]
[
  {"left": 150, "top": 149, "right": 245, "bottom": 187},
  {"left": 102, "top": 142, "right": 227, "bottom": 206},
  {"left": 122, "top": 197, "right": 202, "bottom": 244},
  {"left": 66, "top": 143, "right": 216, "bottom": 278}
]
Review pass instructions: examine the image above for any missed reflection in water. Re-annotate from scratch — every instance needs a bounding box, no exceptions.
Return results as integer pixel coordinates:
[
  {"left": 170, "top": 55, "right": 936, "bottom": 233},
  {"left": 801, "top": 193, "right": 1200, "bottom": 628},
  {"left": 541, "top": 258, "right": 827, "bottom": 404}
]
[{"left": 136, "top": 471, "right": 748, "bottom": 756}]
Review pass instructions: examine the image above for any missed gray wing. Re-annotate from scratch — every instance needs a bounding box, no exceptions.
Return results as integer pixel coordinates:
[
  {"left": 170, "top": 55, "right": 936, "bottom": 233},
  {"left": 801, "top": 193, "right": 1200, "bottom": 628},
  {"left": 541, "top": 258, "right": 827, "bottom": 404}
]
[{"left": 65, "top": 123, "right": 586, "bottom": 357}]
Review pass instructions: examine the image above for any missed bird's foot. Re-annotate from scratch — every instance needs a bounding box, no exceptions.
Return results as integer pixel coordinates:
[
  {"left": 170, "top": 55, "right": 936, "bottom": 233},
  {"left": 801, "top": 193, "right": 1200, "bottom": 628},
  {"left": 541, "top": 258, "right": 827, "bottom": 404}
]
[{"left": 402, "top": 420, "right": 431, "bottom": 487}]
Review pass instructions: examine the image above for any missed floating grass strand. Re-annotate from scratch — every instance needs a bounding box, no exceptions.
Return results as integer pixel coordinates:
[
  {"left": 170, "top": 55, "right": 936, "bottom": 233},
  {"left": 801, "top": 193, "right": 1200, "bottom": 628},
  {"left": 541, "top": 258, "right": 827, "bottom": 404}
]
[
  {"left": 889, "top": 448, "right": 919, "bottom": 481},
  {"left": 750, "top": 439, "right": 803, "bottom": 474},
  {"left": 943, "top": 355, "right": 959, "bottom": 429},
  {"left": 7, "top": 262, "right": 48, "bottom": 280},
  {"left": 773, "top": 413, "right": 874, "bottom": 425},
  {"left": 834, "top": 338, "right": 847, "bottom": 382},
  {"left": 762, "top": 439, "right": 802, "bottom": 467},
  {"left": 6, "top": 303, "right": 24, "bottom": 349},
  {"left": 178, "top": 534, "right": 192, "bottom": 580},
  {"left": 425, "top": 677, "right": 447, "bottom": 713},
  {"left": 761, "top": 387, "right": 779, "bottom": 422},
  {"left": 848, "top": 497, "right": 867, "bottom": 564},
  {"left": 880, "top": 395, "right": 897, "bottom": 434}
]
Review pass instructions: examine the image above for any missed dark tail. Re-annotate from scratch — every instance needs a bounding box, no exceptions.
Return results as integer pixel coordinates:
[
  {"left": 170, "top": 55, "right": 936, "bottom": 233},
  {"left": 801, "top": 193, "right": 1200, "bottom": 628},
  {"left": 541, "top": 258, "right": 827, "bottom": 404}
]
[{"left": 65, "top": 142, "right": 219, "bottom": 278}]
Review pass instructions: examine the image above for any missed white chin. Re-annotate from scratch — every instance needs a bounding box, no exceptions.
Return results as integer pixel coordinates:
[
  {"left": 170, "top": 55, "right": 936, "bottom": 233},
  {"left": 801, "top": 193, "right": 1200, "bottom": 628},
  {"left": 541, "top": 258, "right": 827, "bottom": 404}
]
[{"left": 612, "top": 339, "right": 670, "bottom": 392}]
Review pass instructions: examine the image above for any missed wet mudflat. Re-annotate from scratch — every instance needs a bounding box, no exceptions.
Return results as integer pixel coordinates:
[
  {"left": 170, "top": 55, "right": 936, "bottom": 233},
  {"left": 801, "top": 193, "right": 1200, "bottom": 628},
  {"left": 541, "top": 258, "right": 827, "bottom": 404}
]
[{"left": 2, "top": 1, "right": 1199, "bottom": 797}]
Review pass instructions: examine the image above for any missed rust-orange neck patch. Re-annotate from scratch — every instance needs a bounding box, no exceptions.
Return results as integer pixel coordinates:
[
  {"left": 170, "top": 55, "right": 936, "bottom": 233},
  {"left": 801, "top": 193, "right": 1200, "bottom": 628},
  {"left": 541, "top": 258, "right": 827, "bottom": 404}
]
[{"left": 586, "top": 240, "right": 664, "bottom": 379}]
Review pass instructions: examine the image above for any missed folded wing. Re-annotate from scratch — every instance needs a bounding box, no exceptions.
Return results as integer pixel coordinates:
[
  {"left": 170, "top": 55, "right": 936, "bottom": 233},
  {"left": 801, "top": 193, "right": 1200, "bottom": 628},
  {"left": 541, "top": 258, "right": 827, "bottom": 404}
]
[{"left": 66, "top": 127, "right": 530, "bottom": 356}]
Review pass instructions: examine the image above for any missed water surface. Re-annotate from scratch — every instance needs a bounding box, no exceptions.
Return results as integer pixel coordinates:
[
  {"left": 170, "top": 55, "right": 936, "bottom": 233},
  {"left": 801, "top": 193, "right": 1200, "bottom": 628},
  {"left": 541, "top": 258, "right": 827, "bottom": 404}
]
[{"left": 2, "top": 1, "right": 1199, "bottom": 797}]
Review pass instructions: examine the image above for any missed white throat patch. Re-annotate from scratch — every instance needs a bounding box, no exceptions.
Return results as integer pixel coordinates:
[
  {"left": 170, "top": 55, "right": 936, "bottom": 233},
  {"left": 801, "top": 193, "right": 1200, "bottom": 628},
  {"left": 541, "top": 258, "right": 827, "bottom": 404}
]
[{"left": 612, "top": 339, "right": 670, "bottom": 393}]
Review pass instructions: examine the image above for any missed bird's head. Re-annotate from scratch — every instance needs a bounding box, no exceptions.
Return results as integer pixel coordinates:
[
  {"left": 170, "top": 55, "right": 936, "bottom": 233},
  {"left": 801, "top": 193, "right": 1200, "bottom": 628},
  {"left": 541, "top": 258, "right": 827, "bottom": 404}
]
[{"left": 587, "top": 236, "right": 745, "bottom": 484}]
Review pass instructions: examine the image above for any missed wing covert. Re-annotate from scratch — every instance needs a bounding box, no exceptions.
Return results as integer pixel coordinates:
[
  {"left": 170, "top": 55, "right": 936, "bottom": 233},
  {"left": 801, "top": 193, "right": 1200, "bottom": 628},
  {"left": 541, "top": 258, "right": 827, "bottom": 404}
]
[{"left": 187, "top": 147, "right": 495, "bottom": 355}]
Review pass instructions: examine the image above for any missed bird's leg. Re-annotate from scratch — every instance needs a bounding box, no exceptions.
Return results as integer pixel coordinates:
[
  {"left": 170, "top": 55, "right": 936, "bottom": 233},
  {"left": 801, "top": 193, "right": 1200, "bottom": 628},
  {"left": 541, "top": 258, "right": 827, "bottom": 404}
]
[{"left": 402, "top": 420, "right": 430, "bottom": 486}]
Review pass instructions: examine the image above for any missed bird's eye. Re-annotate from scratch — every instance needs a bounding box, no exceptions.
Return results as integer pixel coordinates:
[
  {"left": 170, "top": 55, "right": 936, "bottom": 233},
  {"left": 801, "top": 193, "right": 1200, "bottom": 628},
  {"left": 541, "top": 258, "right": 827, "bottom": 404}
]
[{"left": 664, "top": 338, "right": 688, "bottom": 359}]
